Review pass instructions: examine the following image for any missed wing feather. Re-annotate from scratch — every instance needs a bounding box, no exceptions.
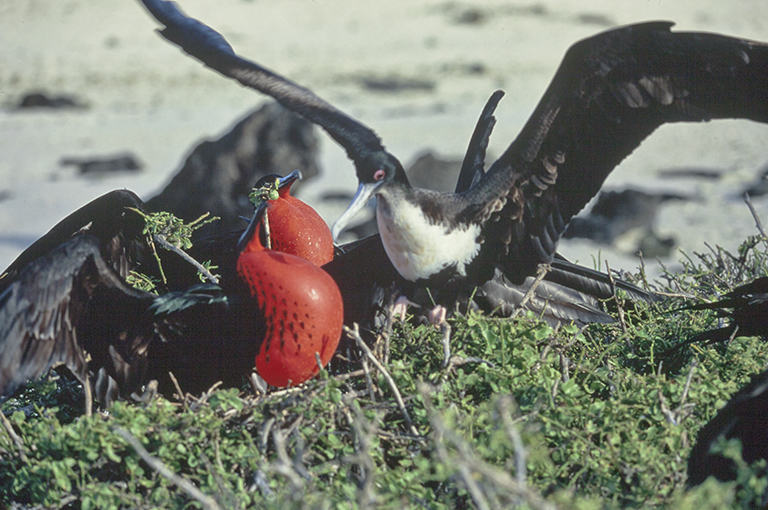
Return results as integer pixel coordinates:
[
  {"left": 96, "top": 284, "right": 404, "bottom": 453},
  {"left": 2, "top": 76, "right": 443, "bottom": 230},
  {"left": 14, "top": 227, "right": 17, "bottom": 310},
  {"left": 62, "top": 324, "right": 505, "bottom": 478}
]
[
  {"left": 0, "top": 236, "right": 154, "bottom": 399},
  {"left": 468, "top": 22, "right": 768, "bottom": 282},
  {"left": 139, "top": 0, "right": 387, "bottom": 168}
]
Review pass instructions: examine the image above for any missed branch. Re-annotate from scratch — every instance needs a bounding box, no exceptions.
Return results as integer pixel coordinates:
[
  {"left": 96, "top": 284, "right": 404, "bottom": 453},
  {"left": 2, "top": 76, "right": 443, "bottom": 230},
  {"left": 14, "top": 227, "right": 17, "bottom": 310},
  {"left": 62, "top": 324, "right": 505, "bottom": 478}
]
[
  {"left": 0, "top": 411, "right": 28, "bottom": 464},
  {"left": 345, "top": 324, "right": 420, "bottom": 437},
  {"left": 114, "top": 427, "right": 221, "bottom": 510},
  {"left": 744, "top": 192, "right": 768, "bottom": 239},
  {"left": 511, "top": 264, "right": 549, "bottom": 319},
  {"left": 153, "top": 234, "right": 219, "bottom": 284}
]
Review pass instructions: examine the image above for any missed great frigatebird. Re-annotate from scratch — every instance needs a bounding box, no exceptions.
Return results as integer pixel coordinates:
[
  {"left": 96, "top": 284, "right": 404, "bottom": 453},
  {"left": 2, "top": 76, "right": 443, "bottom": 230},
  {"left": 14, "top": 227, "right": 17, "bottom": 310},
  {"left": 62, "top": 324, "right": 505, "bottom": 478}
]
[{"left": 136, "top": 0, "right": 768, "bottom": 308}]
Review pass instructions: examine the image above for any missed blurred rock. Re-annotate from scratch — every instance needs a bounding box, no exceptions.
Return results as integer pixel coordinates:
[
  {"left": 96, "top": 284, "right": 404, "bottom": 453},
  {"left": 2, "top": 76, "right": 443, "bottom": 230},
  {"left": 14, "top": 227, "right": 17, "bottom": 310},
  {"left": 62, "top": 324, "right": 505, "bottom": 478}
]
[
  {"left": 636, "top": 231, "right": 677, "bottom": 258},
  {"left": 564, "top": 188, "right": 689, "bottom": 244},
  {"left": 60, "top": 153, "right": 142, "bottom": 175},
  {"left": 147, "top": 101, "right": 320, "bottom": 236},
  {"left": 16, "top": 92, "right": 87, "bottom": 109},
  {"left": 657, "top": 167, "right": 722, "bottom": 180},
  {"left": 406, "top": 151, "right": 462, "bottom": 193},
  {"left": 358, "top": 76, "right": 435, "bottom": 93},
  {"left": 742, "top": 163, "right": 768, "bottom": 197}
]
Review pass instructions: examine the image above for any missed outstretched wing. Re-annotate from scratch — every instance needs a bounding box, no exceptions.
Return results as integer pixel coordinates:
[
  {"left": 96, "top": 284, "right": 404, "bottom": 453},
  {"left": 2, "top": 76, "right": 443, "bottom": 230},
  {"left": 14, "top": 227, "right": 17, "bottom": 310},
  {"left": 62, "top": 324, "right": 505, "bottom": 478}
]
[
  {"left": 0, "top": 189, "right": 149, "bottom": 292},
  {"left": 139, "top": 0, "right": 387, "bottom": 168},
  {"left": 0, "top": 235, "right": 155, "bottom": 399},
  {"left": 466, "top": 22, "right": 768, "bottom": 282}
]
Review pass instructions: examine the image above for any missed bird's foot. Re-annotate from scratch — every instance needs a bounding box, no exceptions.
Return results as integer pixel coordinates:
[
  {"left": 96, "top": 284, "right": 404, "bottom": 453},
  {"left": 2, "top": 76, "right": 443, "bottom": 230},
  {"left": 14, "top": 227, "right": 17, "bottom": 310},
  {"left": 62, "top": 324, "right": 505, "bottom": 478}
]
[
  {"left": 428, "top": 305, "right": 447, "bottom": 327},
  {"left": 392, "top": 295, "right": 421, "bottom": 321},
  {"left": 131, "top": 380, "right": 158, "bottom": 406}
]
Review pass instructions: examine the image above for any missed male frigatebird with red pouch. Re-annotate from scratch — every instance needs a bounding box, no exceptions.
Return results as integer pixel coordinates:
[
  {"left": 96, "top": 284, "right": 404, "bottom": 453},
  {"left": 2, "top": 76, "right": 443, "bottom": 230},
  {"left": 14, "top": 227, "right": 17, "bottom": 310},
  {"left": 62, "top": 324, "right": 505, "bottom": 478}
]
[
  {"left": 0, "top": 175, "right": 343, "bottom": 412},
  {"left": 236, "top": 181, "right": 343, "bottom": 387}
]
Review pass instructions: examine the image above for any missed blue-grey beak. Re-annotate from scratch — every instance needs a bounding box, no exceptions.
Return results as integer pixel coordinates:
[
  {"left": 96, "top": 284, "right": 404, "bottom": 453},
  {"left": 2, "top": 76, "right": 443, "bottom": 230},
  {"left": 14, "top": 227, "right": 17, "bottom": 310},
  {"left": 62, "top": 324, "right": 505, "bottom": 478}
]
[{"left": 331, "top": 182, "right": 380, "bottom": 241}]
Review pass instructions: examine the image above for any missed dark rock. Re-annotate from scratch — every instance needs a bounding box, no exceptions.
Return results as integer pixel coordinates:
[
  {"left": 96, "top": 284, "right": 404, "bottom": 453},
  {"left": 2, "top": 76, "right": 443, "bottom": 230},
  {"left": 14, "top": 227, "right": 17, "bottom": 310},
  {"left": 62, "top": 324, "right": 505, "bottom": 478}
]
[
  {"left": 742, "top": 164, "right": 768, "bottom": 197},
  {"left": 575, "top": 13, "right": 616, "bottom": 27},
  {"left": 147, "top": 101, "right": 320, "bottom": 236},
  {"left": 564, "top": 188, "right": 688, "bottom": 244},
  {"left": 657, "top": 167, "right": 723, "bottom": 180},
  {"left": 60, "top": 154, "right": 142, "bottom": 175},
  {"left": 406, "top": 151, "right": 463, "bottom": 193},
  {"left": 358, "top": 76, "right": 435, "bottom": 93},
  {"left": 17, "top": 92, "right": 87, "bottom": 109},
  {"left": 453, "top": 8, "right": 486, "bottom": 25},
  {"left": 636, "top": 231, "right": 676, "bottom": 258}
]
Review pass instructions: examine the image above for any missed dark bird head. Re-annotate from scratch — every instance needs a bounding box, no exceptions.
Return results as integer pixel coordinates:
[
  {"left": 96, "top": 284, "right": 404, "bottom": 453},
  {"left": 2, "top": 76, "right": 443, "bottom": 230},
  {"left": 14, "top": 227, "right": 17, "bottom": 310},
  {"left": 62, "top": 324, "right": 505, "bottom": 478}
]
[{"left": 332, "top": 152, "right": 408, "bottom": 241}]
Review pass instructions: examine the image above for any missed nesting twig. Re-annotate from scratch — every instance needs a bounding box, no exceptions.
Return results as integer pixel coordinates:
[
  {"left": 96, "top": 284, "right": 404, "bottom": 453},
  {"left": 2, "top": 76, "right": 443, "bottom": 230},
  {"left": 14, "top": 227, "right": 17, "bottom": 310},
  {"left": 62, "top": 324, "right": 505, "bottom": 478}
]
[
  {"left": 153, "top": 234, "right": 219, "bottom": 284},
  {"left": 658, "top": 389, "right": 677, "bottom": 425},
  {"left": 744, "top": 192, "right": 768, "bottom": 239},
  {"left": 270, "top": 427, "right": 305, "bottom": 490},
  {"left": 382, "top": 289, "right": 400, "bottom": 365},
  {"left": 680, "top": 359, "right": 697, "bottom": 408},
  {"left": 341, "top": 406, "right": 379, "bottom": 509},
  {"left": 128, "top": 208, "right": 220, "bottom": 285},
  {"left": 0, "top": 411, "right": 28, "bottom": 464},
  {"left": 114, "top": 427, "right": 222, "bottom": 510},
  {"left": 511, "top": 264, "right": 549, "bottom": 319},
  {"left": 360, "top": 357, "right": 376, "bottom": 402},
  {"left": 345, "top": 324, "right": 420, "bottom": 437},
  {"left": 440, "top": 320, "right": 452, "bottom": 369},
  {"left": 168, "top": 371, "right": 187, "bottom": 406},
  {"left": 262, "top": 208, "right": 272, "bottom": 250},
  {"left": 605, "top": 260, "right": 634, "bottom": 357},
  {"left": 498, "top": 396, "right": 528, "bottom": 489},
  {"left": 442, "top": 356, "right": 494, "bottom": 373},
  {"left": 418, "top": 383, "right": 556, "bottom": 510}
]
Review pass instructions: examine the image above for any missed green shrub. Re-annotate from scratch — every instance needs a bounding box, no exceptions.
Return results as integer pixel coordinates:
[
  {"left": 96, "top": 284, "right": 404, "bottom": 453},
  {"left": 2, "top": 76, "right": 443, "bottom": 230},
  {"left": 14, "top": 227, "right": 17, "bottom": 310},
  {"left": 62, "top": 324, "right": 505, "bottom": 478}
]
[{"left": 2, "top": 235, "right": 768, "bottom": 509}]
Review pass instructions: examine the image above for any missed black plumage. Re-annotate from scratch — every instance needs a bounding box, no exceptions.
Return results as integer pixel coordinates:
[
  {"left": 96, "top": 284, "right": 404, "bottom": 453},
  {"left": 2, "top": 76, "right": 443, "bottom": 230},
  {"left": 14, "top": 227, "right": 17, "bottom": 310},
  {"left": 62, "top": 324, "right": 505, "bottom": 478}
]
[
  {"left": 323, "top": 92, "right": 659, "bottom": 329},
  {"left": 0, "top": 192, "right": 263, "bottom": 412},
  {"left": 683, "top": 277, "right": 768, "bottom": 345},
  {"left": 0, "top": 189, "right": 149, "bottom": 292},
  {"left": 0, "top": 235, "right": 156, "bottom": 413},
  {"left": 681, "top": 278, "right": 768, "bottom": 486},
  {"left": 688, "top": 367, "right": 768, "bottom": 486}
]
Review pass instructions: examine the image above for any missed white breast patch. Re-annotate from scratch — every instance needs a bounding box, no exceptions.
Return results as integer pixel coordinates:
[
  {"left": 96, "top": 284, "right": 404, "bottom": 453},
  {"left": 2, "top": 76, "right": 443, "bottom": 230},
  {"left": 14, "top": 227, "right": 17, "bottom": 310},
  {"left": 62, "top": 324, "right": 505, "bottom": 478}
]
[{"left": 377, "top": 198, "right": 481, "bottom": 282}]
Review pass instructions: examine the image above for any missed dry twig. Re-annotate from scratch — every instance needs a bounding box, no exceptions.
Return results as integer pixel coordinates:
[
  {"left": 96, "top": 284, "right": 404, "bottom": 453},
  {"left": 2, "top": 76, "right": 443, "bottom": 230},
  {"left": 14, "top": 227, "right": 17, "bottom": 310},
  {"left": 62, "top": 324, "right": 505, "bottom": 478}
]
[
  {"left": 0, "top": 411, "right": 28, "bottom": 464},
  {"left": 345, "top": 324, "right": 420, "bottom": 437},
  {"left": 744, "top": 192, "right": 768, "bottom": 239},
  {"left": 511, "top": 264, "right": 550, "bottom": 320},
  {"left": 114, "top": 427, "right": 222, "bottom": 510}
]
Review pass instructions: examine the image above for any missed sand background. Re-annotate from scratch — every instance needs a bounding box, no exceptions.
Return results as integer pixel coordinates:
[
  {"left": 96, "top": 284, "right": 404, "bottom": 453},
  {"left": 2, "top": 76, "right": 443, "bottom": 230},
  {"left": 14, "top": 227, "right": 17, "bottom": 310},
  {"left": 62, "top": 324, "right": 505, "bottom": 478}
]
[{"left": 2, "top": 0, "right": 768, "bottom": 279}]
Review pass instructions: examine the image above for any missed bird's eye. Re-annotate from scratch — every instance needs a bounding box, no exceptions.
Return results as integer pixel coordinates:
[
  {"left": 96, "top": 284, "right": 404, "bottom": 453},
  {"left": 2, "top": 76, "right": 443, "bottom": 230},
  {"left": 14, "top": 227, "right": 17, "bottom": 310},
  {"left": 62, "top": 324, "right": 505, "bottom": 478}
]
[{"left": 373, "top": 169, "right": 386, "bottom": 181}]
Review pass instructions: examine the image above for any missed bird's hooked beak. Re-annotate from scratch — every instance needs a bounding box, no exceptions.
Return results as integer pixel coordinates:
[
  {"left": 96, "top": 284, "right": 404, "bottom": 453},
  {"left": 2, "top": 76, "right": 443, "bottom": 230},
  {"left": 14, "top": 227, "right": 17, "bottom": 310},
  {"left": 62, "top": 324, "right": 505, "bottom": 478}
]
[
  {"left": 278, "top": 169, "right": 302, "bottom": 190},
  {"left": 331, "top": 182, "right": 380, "bottom": 242}
]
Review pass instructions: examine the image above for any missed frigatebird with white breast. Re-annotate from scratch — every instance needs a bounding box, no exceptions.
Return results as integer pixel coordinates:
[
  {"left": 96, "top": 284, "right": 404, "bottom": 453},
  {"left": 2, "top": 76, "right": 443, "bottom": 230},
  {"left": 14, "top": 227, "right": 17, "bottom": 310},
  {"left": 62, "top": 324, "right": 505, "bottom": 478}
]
[{"left": 138, "top": 0, "right": 768, "bottom": 309}]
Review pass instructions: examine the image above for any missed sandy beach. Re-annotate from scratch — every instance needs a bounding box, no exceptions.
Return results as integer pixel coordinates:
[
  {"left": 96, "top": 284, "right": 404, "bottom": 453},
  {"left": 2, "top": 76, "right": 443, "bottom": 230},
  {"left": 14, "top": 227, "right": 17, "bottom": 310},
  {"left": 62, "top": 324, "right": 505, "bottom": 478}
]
[{"left": 2, "top": 0, "right": 768, "bottom": 279}]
